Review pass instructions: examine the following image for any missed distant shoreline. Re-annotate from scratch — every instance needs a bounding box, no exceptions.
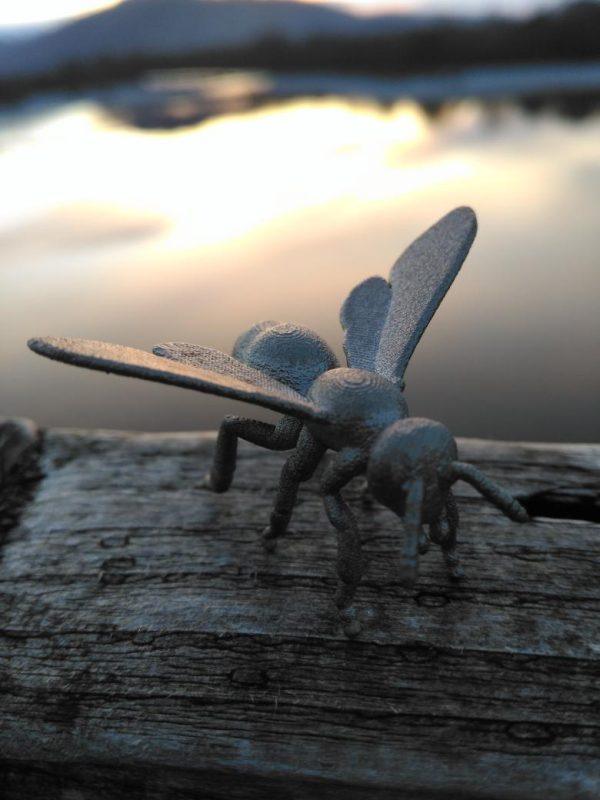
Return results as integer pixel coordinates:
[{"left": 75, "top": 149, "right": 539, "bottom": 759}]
[
  {"left": 265, "top": 62, "right": 600, "bottom": 104},
  {"left": 1, "top": 61, "right": 599, "bottom": 115}
]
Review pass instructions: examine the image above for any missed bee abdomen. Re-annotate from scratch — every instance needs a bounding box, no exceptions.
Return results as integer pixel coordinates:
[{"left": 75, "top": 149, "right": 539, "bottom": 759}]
[{"left": 233, "top": 321, "right": 338, "bottom": 396}]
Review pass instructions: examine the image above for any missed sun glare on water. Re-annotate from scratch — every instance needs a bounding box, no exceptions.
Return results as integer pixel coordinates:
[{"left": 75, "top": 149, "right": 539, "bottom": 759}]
[{"left": 0, "top": 98, "right": 472, "bottom": 261}]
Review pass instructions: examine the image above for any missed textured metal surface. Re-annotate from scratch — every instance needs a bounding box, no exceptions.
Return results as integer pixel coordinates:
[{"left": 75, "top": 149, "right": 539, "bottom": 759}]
[
  {"left": 206, "top": 415, "right": 302, "bottom": 493},
  {"left": 232, "top": 320, "right": 339, "bottom": 395},
  {"left": 152, "top": 342, "right": 305, "bottom": 394},
  {"left": 377, "top": 206, "right": 477, "bottom": 382},
  {"left": 340, "top": 276, "right": 390, "bottom": 372},
  {"left": 28, "top": 336, "right": 323, "bottom": 421},
  {"left": 367, "top": 417, "right": 461, "bottom": 583},
  {"left": 232, "top": 320, "right": 278, "bottom": 362},
  {"left": 305, "top": 368, "right": 408, "bottom": 451},
  {"left": 27, "top": 207, "right": 528, "bottom": 638},
  {"left": 341, "top": 206, "right": 477, "bottom": 385}
]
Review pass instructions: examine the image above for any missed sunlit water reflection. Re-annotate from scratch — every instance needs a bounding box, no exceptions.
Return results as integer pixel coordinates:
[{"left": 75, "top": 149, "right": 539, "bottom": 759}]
[{"left": 1, "top": 87, "right": 599, "bottom": 441}]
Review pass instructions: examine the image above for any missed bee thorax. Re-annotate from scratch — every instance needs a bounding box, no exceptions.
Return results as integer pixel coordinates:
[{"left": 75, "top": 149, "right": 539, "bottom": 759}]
[{"left": 306, "top": 368, "right": 408, "bottom": 450}]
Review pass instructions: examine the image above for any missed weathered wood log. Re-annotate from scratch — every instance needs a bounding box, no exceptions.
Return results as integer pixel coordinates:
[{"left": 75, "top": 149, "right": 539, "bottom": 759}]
[{"left": 0, "top": 419, "right": 599, "bottom": 799}]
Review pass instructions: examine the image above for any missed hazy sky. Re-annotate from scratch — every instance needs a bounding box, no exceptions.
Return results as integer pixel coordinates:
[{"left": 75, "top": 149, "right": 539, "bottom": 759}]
[{"left": 0, "top": 0, "right": 567, "bottom": 28}]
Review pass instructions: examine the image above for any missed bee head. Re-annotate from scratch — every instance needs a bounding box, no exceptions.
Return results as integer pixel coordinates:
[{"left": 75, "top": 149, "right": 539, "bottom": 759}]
[{"left": 366, "top": 418, "right": 458, "bottom": 584}]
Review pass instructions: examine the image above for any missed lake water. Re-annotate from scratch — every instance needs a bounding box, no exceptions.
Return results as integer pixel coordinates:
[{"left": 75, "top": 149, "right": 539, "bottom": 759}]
[{"left": 1, "top": 72, "right": 599, "bottom": 441}]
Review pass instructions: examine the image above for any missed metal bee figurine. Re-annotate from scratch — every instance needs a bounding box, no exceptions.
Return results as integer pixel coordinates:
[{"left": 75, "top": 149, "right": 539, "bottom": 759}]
[{"left": 28, "top": 207, "right": 528, "bottom": 637}]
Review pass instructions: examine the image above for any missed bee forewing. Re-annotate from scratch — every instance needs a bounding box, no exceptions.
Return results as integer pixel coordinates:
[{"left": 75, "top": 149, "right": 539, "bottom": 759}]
[
  {"left": 28, "top": 336, "right": 327, "bottom": 422},
  {"left": 375, "top": 206, "right": 477, "bottom": 383}
]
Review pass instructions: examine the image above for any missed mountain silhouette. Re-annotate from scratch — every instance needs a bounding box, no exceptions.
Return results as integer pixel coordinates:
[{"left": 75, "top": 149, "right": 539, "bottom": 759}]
[{"left": 0, "top": 0, "right": 428, "bottom": 77}]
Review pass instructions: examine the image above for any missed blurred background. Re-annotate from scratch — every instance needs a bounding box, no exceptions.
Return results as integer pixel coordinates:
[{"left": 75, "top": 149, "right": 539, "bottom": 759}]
[{"left": 1, "top": 0, "right": 598, "bottom": 441}]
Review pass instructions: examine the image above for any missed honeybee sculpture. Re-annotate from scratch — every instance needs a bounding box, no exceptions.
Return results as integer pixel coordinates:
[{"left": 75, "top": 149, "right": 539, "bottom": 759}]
[{"left": 28, "top": 207, "right": 528, "bottom": 637}]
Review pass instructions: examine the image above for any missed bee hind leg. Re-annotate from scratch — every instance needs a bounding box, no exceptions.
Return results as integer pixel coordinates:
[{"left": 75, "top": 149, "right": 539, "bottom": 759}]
[
  {"left": 204, "top": 415, "right": 302, "bottom": 493},
  {"left": 261, "top": 429, "right": 325, "bottom": 552}
]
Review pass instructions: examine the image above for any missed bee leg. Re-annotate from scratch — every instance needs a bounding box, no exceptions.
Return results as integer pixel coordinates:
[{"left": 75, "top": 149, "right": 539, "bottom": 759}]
[
  {"left": 418, "top": 528, "right": 431, "bottom": 555},
  {"left": 261, "top": 429, "right": 325, "bottom": 552},
  {"left": 323, "top": 493, "right": 364, "bottom": 638},
  {"left": 359, "top": 477, "right": 375, "bottom": 509},
  {"left": 205, "top": 415, "right": 302, "bottom": 493},
  {"left": 430, "top": 491, "right": 463, "bottom": 580},
  {"left": 320, "top": 450, "right": 368, "bottom": 638}
]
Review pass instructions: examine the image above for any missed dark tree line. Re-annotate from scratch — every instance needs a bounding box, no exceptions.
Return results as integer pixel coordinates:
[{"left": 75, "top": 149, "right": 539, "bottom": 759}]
[{"left": 211, "top": 1, "right": 600, "bottom": 74}]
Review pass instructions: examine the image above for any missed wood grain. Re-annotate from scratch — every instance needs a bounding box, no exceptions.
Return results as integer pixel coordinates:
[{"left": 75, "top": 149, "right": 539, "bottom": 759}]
[{"left": 0, "top": 420, "right": 598, "bottom": 799}]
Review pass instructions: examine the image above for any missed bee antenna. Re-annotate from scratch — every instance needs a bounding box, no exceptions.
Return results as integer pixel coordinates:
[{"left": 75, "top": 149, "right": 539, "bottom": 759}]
[{"left": 449, "top": 461, "right": 529, "bottom": 522}]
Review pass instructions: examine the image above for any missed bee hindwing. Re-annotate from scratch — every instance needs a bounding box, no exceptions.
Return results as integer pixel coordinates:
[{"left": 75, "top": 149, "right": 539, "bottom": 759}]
[{"left": 340, "top": 276, "right": 391, "bottom": 372}]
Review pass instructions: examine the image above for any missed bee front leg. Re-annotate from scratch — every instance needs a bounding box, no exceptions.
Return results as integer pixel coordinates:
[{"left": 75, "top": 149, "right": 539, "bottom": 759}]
[
  {"left": 429, "top": 490, "right": 463, "bottom": 580},
  {"left": 320, "top": 450, "right": 367, "bottom": 638},
  {"left": 323, "top": 493, "right": 364, "bottom": 638},
  {"left": 205, "top": 415, "right": 302, "bottom": 493},
  {"left": 261, "top": 429, "right": 325, "bottom": 551}
]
